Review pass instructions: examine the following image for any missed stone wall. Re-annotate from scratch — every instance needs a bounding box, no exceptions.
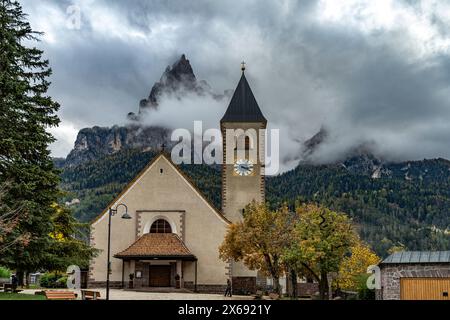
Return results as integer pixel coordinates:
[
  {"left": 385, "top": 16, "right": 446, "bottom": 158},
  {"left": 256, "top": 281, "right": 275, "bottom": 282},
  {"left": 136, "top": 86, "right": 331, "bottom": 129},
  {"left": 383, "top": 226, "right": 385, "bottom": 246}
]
[
  {"left": 232, "top": 276, "right": 256, "bottom": 295},
  {"left": 87, "top": 280, "right": 123, "bottom": 289},
  {"left": 380, "top": 263, "right": 450, "bottom": 300},
  {"left": 184, "top": 282, "right": 227, "bottom": 294},
  {"left": 298, "top": 282, "right": 319, "bottom": 297},
  {"left": 256, "top": 273, "right": 269, "bottom": 291}
]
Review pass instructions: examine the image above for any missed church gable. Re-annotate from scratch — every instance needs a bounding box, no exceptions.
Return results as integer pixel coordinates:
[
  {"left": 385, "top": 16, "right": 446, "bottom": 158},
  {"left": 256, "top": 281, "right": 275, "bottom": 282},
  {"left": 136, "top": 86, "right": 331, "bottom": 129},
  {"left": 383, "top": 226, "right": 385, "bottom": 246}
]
[{"left": 91, "top": 152, "right": 229, "bottom": 227}]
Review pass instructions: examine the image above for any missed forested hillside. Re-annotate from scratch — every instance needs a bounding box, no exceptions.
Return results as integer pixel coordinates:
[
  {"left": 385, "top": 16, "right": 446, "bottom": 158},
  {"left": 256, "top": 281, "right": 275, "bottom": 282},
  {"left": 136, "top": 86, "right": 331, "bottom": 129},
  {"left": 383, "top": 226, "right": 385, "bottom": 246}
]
[
  {"left": 59, "top": 150, "right": 450, "bottom": 256},
  {"left": 266, "top": 160, "right": 450, "bottom": 255}
]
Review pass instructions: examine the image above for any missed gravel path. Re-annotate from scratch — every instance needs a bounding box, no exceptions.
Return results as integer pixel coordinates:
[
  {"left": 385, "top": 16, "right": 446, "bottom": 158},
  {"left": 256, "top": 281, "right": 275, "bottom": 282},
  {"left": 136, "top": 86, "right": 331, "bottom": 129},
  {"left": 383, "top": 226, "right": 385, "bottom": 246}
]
[{"left": 19, "top": 288, "right": 254, "bottom": 300}]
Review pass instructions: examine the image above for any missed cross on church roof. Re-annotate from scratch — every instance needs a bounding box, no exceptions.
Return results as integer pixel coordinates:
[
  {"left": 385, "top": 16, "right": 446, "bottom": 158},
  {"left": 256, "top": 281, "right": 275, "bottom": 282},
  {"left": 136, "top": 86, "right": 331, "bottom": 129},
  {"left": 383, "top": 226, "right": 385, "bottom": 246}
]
[{"left": 241, "top": 61, "right": 246, "bottom": 72}]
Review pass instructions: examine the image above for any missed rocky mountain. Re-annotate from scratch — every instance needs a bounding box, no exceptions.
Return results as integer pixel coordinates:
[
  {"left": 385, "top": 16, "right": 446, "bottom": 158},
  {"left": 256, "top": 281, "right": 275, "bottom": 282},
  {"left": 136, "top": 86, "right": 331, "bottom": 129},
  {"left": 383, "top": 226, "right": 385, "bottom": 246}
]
[
  {"left": 300, "top": 127, "right": 447, "bottom": 180},
  {"left": 64, "top": 125, "right": 172, "bottom": 167},
  {"left": 128, "top": 54, "right": 231, "bottom": 120},
  {"left": 65, "top": 54, "right": 232, "bottom": 167},
  {"left": 302, "top": 127, "right": 328, "bottom": 158}
]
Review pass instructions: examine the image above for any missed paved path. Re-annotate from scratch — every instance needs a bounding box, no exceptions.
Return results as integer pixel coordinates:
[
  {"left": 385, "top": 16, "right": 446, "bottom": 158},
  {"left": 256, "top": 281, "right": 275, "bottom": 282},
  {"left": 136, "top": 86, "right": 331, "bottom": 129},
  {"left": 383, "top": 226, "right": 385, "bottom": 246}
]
[{"left": 20, "top": 288, "right": 254, "bottom": 300}]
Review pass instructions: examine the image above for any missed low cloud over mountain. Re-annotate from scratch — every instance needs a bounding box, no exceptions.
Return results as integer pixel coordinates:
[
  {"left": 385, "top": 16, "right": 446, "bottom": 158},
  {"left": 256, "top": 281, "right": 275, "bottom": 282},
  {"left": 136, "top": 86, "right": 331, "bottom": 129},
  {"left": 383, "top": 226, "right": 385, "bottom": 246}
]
[{"left": 21, "top": 0, "right": 450, "bottom": 166}]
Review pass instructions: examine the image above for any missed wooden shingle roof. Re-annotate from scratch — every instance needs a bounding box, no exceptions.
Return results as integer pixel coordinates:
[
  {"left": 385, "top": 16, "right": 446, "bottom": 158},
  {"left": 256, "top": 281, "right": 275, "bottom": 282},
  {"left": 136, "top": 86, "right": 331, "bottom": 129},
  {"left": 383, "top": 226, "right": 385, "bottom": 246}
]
[{"left": 114, "top": 233, "right": 196, "bottom": 260}]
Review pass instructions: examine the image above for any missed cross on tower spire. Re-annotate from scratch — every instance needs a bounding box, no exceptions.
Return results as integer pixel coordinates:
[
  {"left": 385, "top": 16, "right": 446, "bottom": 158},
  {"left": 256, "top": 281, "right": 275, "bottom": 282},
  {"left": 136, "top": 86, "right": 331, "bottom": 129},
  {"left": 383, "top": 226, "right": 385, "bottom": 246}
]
[{"left": 241, "top": 61, "right": 246, "bottom": 73}]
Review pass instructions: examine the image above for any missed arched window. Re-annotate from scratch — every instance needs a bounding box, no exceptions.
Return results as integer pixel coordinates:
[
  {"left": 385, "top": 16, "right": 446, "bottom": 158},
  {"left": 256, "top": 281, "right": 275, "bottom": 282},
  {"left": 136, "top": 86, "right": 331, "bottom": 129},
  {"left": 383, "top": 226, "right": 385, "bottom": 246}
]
[
  {"left": 150, "top": 219, "right": 172, "bottom": 233},
  {"left": 245, "top": 136, "right": 251, "bottom": 149}
]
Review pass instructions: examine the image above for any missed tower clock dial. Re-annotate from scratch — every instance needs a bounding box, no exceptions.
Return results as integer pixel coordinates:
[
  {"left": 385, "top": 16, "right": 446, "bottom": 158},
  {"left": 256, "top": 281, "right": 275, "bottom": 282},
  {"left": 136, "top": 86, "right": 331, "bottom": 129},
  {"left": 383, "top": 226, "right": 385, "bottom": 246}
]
[{"left": 234, "top": 159, "right": 254, "bottom": 176}]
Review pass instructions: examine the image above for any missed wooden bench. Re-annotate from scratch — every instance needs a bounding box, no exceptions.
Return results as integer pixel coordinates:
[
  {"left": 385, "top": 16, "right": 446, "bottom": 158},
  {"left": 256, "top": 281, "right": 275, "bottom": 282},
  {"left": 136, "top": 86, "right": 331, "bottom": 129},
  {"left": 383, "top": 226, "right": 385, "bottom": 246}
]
[
  {"left": 269, "top": 292, "right": 280, "bottom": 300},
  {"left": 44, "top": 291, "right": 77, "bottom": 300},
  {"left": 81, "top": 290, "right": 101, "bottom": 300},
  {"left": 2, "top": 283, "right": 11, "bottom": 292}
]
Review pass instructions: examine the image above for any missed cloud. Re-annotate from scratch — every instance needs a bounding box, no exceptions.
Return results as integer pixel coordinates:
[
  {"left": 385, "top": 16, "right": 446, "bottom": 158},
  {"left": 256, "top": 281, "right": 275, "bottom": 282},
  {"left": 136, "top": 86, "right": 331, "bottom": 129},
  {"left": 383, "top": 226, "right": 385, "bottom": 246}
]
[
  {"left": 138, "top": 92, "right": 225, "bottom": 131},
  {"left": 19, "top": 0, "right": 450, "bottom": 166}
]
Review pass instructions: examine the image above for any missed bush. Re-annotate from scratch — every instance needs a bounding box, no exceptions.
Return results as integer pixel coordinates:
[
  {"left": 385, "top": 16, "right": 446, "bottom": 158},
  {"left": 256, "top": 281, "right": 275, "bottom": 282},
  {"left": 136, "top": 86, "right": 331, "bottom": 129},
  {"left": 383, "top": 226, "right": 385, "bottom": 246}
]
[
  {"left": 40, "top": 273, "right": 67, "bottom": 288},
  {"left": 56, "top": 276, "right": 68, "bottom": 288},
  {"left": 356, "top": 274, "right": 375, "bottom": 300},
  {"left": 0, "top": 266, "right": 11, "bottom": 278}
]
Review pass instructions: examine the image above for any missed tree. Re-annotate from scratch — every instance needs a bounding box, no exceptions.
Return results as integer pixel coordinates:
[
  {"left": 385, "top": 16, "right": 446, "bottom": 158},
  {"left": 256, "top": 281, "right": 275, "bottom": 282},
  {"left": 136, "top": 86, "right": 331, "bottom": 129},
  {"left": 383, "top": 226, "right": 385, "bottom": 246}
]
[
  {"left": 334, "top": 242, "right": 380, "bottom": 291},
  {"left": 387, "top": 243, "right": 407, "bottom": 255},
  {"left": 219, "top": 202, "right": 292, "bottom": 294},
  {"left": 0, "top": 181, "right": 29, "bottom": 253},
  {"left": 283, "top": 204, "right": 358, "bottom": 300},
  {"left": 0, "top": 0, "right": 60, "bottom": 284},
  {"left": 45, "top": 204, "right": 98, "bottom": 272}
]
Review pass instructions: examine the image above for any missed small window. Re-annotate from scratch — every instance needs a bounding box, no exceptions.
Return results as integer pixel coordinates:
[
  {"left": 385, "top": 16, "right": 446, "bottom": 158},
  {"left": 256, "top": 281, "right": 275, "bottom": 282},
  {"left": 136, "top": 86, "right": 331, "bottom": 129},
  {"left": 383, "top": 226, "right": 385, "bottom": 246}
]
[
  {"left": 245, "top": 136, "right": 251, "bottom": 149},
  {"left": 150, "top": 219, "right": 172, "bottom": 233},
  {"left": 160, "top": 168, "right": 163, "bottom": 174}
]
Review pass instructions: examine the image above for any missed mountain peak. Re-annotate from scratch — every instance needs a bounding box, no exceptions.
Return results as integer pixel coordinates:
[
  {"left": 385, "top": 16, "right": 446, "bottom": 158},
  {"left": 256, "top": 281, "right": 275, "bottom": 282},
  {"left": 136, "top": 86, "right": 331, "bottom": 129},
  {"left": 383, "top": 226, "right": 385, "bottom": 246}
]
[
  {"left": 131, "top": 54, "right": 231, "bottom": 119},
  {"left": 136, "top": 54, "right": 200, "bottom": 113},
  {"left": 160, "top": 53, "right": 196, "bottom": 84}
]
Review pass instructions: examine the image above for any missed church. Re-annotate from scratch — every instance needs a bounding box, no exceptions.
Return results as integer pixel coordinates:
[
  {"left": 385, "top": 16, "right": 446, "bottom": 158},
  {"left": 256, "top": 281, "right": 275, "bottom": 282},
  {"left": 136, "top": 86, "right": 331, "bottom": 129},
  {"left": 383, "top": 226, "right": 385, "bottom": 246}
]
[{"left": 88, "top": 65, "right": 267, "bottom": 293}]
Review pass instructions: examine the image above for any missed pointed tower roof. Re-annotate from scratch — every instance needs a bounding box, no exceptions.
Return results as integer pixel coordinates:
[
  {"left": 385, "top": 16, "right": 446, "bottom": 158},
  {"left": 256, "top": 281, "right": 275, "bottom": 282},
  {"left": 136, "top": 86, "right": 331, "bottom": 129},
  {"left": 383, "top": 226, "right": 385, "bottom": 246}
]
[{"left": 221, "top": 67, "right": 267, "bottom": 123}]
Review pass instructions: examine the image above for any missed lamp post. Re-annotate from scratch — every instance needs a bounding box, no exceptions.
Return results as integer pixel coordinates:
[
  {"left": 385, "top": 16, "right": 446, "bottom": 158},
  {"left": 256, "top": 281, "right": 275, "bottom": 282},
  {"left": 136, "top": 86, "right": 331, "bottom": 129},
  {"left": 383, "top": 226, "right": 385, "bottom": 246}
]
[{"left": 106, "top": 203, "right": 131, "bottom": 300}]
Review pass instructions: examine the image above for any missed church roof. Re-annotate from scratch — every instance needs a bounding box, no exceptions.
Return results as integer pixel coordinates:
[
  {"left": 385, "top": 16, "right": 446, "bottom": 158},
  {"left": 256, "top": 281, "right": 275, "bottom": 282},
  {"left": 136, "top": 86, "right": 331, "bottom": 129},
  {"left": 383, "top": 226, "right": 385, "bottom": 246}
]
[
  {"left": 221, "top": 72, "right": 267, "bottom": 123},
  {"left": 90, "top": 152, "right": 230, "bottom": 225},
  {"left": 114, "top": 233, "right": 197, "bottom": 260}
]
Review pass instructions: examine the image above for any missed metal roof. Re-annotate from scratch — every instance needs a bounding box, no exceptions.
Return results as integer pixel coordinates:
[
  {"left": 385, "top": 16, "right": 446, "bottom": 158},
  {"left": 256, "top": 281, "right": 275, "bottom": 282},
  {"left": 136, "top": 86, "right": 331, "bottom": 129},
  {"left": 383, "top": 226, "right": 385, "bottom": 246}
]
[
  {"left": 221, "top": 72, "right": 267, "bottom": 123},
  {"left": 381, "top": 251, "right": 450, "bottom": 264}
]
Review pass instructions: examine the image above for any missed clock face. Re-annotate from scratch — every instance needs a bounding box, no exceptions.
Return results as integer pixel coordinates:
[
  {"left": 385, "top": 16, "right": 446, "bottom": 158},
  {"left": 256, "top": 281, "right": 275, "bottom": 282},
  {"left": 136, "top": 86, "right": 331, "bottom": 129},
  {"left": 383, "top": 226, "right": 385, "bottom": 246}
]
[{"left": 234, "top": 159, "right": 254, "bottom": 176}]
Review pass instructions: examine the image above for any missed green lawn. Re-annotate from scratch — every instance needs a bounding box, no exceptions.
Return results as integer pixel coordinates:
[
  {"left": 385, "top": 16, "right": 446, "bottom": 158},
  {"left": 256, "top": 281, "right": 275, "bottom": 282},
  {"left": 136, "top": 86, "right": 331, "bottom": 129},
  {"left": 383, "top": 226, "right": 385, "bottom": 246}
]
[{"left": 0, "top": 292, "right": 46, "bottom": 300}]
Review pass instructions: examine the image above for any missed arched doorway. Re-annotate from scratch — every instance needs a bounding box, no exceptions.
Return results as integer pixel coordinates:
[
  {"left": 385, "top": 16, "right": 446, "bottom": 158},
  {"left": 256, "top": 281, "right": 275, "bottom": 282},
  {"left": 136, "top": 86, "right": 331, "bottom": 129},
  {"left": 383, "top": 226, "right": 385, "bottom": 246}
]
[{"left": 148, "top": 218, "right": 173, "bottom": 287}]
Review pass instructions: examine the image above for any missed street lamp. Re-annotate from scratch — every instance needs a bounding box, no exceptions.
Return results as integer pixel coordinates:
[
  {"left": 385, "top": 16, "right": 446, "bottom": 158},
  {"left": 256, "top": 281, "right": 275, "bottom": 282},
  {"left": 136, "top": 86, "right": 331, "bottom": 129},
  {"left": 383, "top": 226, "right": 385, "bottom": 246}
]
[{"left": 106, "top": 203, "right": 131, "bottom": 300}]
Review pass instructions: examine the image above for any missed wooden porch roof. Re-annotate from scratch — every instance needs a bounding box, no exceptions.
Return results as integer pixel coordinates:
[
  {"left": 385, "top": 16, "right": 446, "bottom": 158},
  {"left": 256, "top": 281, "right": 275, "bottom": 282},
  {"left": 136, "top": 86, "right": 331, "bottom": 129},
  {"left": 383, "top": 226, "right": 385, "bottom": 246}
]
[{"left": 114, "top": 233, "right": 197, "bottom": 261}]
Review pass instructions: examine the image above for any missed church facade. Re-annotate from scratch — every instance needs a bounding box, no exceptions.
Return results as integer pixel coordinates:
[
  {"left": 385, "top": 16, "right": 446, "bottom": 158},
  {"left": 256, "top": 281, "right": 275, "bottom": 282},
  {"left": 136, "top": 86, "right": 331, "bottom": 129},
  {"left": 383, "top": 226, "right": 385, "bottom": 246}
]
[{"left": 88, "top": 67, "right": 267, "bottom": 293}]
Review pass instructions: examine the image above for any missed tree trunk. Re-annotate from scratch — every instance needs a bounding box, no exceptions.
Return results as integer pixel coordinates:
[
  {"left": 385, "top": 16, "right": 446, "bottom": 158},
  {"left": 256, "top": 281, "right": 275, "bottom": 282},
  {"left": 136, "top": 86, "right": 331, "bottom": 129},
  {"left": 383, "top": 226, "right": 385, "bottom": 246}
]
[
  {"left": 290, "top": 269, "right": 297, "bottom": 299},
  {"left": 16, "top": 270, "right": 24, "bottom": 287},
  {"left": 25, "top": 271, "right": 29, "bottom": 288},
  {"left": 319, "top": 270, "right": 329, "bottom": 300},
  {"left": 273, "top": 275, "right": 281, "bottom": 295}
]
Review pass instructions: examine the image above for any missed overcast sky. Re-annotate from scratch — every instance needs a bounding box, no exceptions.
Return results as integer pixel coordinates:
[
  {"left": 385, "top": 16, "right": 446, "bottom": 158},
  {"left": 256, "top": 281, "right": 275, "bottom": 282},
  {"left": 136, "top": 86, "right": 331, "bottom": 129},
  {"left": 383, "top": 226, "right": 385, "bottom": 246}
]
[{"left": 20, "top": 0, "right": 450, "bottom": 166}]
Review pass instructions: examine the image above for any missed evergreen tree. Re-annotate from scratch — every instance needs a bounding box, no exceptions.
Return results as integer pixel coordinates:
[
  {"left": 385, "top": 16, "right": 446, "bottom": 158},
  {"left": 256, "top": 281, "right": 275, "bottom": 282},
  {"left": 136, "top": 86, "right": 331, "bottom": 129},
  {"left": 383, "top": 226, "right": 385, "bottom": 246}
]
[
  {"left": 0, "top": 0, "right": 60, "bottom": 284},
  {"left": 45, "top": 204, "right": 98, "bottom": 272}
]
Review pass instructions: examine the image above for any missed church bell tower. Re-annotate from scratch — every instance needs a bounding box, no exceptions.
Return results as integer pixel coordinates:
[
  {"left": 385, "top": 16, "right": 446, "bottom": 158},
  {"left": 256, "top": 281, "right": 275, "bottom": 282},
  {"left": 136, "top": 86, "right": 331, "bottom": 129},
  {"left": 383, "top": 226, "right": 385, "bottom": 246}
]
[{"left": 221, "top": 63, "right": 267, "bottom": 223}]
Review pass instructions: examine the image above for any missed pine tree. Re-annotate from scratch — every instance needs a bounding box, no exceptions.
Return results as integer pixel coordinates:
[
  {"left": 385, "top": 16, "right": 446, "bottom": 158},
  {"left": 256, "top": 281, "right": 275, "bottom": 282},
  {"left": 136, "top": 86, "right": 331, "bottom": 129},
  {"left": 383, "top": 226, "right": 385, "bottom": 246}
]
[
  {"left": 0, "top": 0, "right": 60, "bottom": 284},
  {"left": 45, "top": 204, "right": 98, "bottom": 272}
]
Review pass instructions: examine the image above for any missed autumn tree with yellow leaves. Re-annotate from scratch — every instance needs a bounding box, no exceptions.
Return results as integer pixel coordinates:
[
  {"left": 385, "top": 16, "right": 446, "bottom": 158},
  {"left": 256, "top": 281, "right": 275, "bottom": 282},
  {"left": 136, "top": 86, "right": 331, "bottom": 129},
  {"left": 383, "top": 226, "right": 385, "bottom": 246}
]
[
  {"left": 283, "top": 204, "right": 358, "bottom": 300},
  {"left": 334, "top": 242, "right": 380, "bottom": 291},
  {"left": 220, "top": 201, "right": 378, "bottom": 299},
  {"left": 219, "top": 201, "right": 292, "bottom": 294}
]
